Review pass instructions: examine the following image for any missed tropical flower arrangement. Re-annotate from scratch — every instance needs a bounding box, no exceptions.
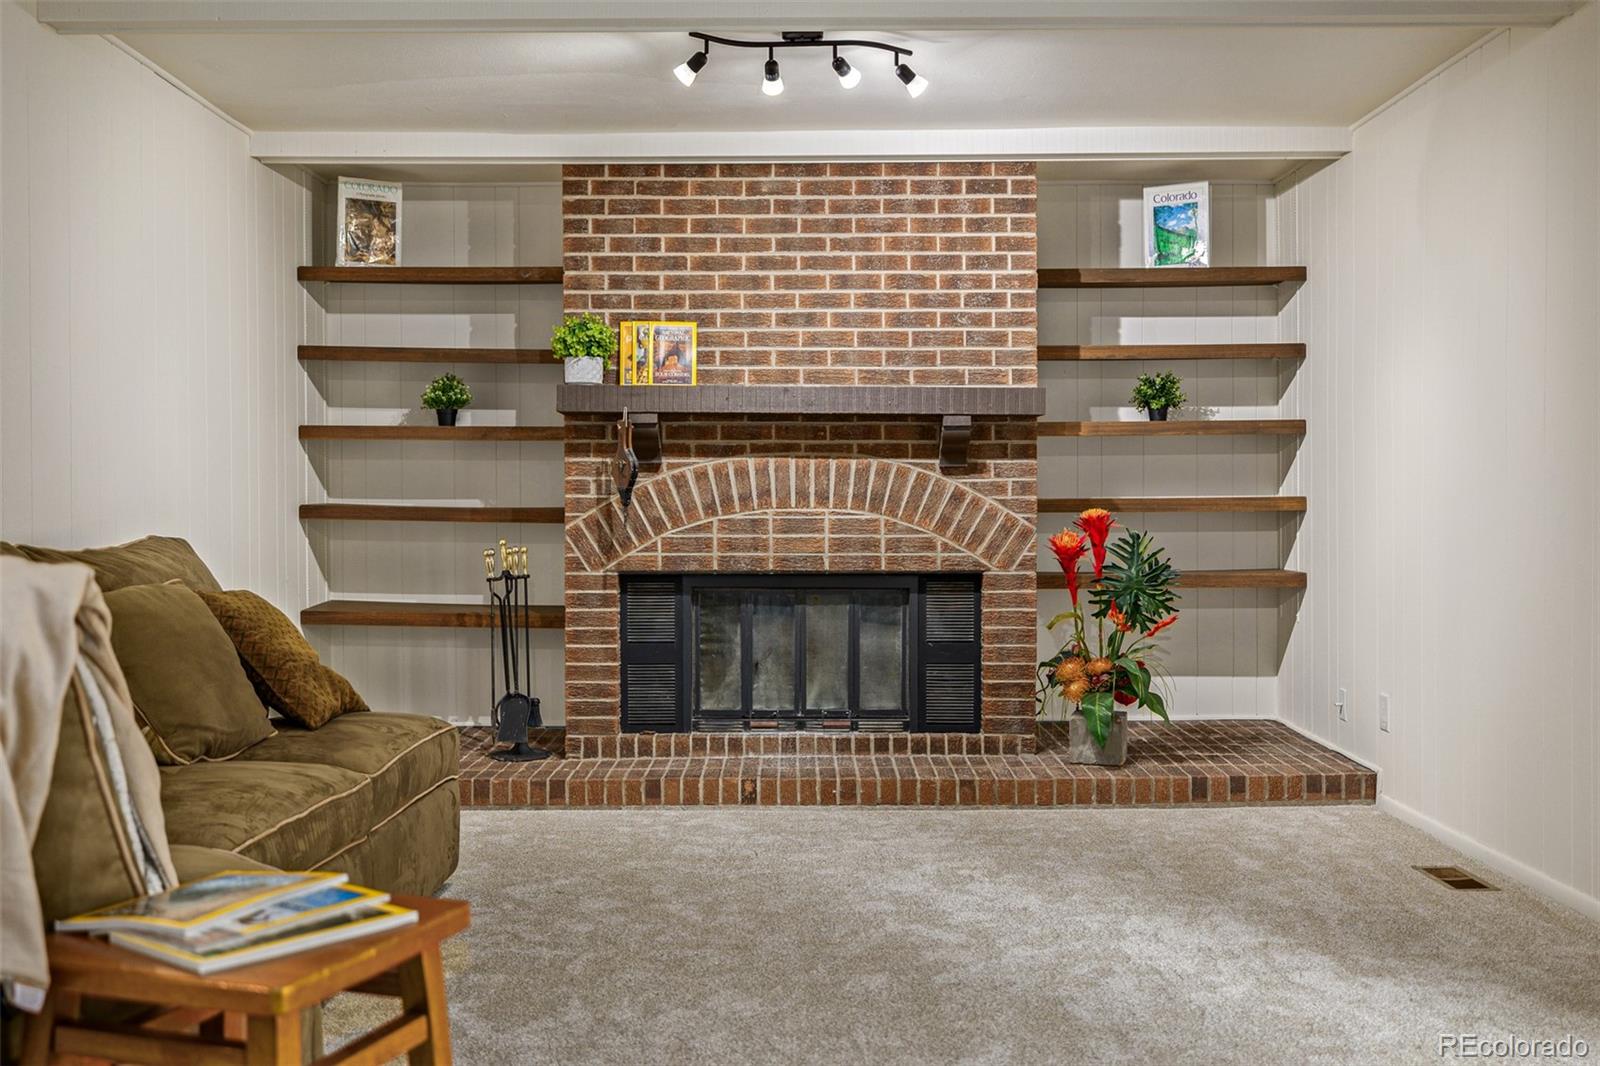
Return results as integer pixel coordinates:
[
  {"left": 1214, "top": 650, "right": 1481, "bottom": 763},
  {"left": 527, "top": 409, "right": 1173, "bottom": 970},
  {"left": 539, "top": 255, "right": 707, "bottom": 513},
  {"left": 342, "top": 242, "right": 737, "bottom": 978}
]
[{"left": 1037, "top": 508, "right": 1182, "bottom": 748}]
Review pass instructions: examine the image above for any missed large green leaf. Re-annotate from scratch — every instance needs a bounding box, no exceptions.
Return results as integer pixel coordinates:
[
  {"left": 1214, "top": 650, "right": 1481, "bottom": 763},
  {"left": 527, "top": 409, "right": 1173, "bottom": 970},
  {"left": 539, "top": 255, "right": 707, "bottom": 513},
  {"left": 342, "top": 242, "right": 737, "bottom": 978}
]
[
  {"left": 1080, "top": 691, "right": 1115, "bottom": 747},
  {"left": 1090, "top": 530, "right": 1181, "bottom": 632},
  {"left": 1142, "top": 687, "right": 1170, "bottom": 721}
]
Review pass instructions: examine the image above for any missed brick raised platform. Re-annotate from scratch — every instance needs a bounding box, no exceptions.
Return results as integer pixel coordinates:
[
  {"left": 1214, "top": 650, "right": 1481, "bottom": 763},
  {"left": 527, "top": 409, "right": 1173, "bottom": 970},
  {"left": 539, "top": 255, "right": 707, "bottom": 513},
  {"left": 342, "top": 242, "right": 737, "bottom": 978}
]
[{"left": 458, "top": 720, "right": 1376, "bottom": 808}]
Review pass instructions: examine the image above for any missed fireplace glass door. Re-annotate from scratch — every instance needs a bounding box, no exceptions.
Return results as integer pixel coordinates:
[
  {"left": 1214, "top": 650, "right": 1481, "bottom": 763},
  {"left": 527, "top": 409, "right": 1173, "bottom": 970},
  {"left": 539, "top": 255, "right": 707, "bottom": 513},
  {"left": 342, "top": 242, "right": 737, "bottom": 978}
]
[{"left": 690, "top": 578, "right": 910, "bottom": 728}]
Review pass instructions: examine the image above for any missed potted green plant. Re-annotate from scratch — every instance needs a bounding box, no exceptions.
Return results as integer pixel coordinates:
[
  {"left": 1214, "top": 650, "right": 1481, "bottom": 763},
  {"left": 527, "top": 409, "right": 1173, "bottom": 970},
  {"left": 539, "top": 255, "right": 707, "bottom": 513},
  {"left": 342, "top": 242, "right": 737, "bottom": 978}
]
[
  {"left": 1037, "top": 509, "right": 1181, "bottom": 765},
  {"left": 551, "top": 313, "right": 618, "bottom": 385},
  {"left": 1131, "top": 371, "right": 1186, "bottom": 421},
  {"left": 421, "top": 373, "right": 472, "bottom": 426}
]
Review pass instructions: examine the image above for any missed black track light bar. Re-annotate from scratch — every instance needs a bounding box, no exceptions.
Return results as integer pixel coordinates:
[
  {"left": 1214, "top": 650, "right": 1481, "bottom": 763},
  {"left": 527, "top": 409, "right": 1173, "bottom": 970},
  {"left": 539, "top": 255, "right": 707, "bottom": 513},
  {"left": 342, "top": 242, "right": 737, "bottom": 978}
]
[{"left": 687, "top": 31, "right": 913, "bottom": 57}]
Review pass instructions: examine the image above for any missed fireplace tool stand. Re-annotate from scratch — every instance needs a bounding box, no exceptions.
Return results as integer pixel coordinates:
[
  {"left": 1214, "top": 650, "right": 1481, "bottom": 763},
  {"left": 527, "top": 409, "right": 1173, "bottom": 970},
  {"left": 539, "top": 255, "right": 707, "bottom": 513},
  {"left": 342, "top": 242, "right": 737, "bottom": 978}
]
[{"left": 484, "top": 540, "right": 550, "bottom": 762}]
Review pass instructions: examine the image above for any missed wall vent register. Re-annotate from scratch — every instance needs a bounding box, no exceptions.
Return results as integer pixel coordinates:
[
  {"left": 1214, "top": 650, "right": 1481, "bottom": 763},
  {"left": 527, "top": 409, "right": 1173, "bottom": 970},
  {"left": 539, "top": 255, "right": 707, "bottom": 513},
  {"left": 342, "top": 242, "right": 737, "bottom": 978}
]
[{"left": 619, "top": 575, "right": 981, "bottom": 733}]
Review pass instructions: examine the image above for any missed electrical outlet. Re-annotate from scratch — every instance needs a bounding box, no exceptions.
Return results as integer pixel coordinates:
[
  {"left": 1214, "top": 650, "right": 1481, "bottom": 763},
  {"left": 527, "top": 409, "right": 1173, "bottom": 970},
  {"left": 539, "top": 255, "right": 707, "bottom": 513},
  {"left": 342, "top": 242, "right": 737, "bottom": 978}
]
[
  {"left": 1379, "top": 692, "right": 1391, "bottom": 733},
  {"left": 1335, "top": 687, "right": 1347, "bottom": 722}
]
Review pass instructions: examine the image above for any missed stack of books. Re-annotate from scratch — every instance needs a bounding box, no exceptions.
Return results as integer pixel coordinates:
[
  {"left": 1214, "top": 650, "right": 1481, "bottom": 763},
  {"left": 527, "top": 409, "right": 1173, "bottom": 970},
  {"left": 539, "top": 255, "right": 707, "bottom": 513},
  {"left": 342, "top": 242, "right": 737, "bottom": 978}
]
[{"left": 56, "top": 870, "right": 416, "bottom": 974}]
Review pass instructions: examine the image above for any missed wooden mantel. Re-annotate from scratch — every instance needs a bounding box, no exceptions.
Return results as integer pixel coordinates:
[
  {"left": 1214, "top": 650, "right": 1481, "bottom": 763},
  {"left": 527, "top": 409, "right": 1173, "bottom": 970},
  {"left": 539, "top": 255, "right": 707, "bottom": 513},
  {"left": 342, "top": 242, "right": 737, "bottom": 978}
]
[
  {"left": 557, "top": 384, "right": 1044, "bottom": 470},
  {"left": 555, "top": 384, "right": 1046, "bottom": 418}
]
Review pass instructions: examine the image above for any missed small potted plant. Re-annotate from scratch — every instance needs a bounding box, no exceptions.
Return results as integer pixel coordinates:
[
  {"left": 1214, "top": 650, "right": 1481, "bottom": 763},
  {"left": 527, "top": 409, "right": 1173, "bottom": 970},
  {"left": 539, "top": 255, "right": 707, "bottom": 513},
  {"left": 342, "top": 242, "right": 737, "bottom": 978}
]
[
  {"left": 551, "top": 313, "right": 617, "bottom": 385},
  {"left": 1131, "top": 371, "right": 1186, "bottom": 421},
  {"left": 421, "top": 372, "right": 472, "bottom": 426},
  {"left": 1037, "top": 509, "right": 1181, "bottom": 765}
]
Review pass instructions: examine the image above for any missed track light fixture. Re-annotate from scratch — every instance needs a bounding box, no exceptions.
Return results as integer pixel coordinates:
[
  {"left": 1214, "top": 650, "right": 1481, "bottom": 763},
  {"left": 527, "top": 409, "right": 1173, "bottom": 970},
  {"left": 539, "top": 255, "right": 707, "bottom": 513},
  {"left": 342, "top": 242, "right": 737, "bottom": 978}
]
[
  {"left": 673, "top": 46, "right": 708, "bottom": 87},
  {"left": 762, "top": 47, "right": 784, "bottom": 96},
  {"left": 831, "top": 46, "right": 860, "bottom": 89},
  {"left": 674, "top": 31, "right": 924, "bottom": 99}
]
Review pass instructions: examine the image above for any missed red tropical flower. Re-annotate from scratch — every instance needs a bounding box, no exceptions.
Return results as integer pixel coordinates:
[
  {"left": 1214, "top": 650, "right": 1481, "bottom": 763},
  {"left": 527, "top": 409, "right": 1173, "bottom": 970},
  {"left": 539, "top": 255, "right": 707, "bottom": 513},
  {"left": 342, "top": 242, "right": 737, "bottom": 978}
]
[
  {"left": 1048, "top": 529, "right": 1089, "bottom": 606},
  {"left": 1107, "top": 600, "right": 1133, "bottom": 633},
  {"left": 1074, "top": 508, "right": 1116, "bottom": 579},
  {"left": 1143, "top": 613, "right": 1179, "bottom": 640}
]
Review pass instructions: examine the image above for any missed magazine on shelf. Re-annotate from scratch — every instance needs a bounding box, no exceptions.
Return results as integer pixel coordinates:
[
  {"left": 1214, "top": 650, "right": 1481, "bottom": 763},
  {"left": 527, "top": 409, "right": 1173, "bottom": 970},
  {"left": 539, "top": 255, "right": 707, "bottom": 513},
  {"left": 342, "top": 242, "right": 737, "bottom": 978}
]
[
  {"left": 109, "top": 902, "right": 418, "bottom": 975},
  {"left": 55, "top": 871, "right": 349, "bottom": 939},
  {"left": 336, "top": 177, "right": 403, "bottom": 266},
  {"left": 1142, "top": 181, "right": 1210, "bottom": 267}
]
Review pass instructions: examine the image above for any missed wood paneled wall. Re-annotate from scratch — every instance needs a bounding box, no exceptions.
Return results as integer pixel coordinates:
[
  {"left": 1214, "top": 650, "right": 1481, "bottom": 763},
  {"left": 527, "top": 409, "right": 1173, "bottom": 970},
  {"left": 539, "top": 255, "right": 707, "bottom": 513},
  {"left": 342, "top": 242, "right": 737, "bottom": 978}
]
[
  {"left": 0, "top": 7, "right": 324, "bottom": 615},
  {"left": 1276, "top": 11, "right": 1599, "bottom": 912}
]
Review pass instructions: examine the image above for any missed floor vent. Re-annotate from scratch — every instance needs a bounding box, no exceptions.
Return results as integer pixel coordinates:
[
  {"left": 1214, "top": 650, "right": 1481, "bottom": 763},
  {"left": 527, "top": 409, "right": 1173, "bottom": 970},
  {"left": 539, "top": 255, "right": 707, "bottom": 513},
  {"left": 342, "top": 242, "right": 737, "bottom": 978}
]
[{"left": 1415, "top": 865, "right": 1498, "bottom": 891}]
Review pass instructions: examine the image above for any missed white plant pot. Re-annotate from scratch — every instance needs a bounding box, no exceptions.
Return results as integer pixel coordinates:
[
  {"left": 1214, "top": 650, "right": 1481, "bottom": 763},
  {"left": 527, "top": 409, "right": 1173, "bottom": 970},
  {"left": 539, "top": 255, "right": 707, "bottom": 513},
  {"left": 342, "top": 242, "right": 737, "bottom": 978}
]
[{"left": 564, "top": 356, "right": 604, "bottom": 384}]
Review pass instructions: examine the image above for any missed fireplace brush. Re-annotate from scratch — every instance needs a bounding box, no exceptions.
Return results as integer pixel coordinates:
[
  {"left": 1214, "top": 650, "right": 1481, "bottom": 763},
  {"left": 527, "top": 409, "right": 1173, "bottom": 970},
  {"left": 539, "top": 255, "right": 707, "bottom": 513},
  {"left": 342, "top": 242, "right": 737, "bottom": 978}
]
[{"left": 483, "top": 541, "right": 550, "bottom": 762}]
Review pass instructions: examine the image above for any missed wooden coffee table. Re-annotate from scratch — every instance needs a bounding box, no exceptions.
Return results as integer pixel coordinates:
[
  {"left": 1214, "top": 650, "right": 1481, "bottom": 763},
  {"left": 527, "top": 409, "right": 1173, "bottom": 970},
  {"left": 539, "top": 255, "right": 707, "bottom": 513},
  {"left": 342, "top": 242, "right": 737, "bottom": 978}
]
[{"left": 21, "top": 894, "right": 469, "bottom": 1065}]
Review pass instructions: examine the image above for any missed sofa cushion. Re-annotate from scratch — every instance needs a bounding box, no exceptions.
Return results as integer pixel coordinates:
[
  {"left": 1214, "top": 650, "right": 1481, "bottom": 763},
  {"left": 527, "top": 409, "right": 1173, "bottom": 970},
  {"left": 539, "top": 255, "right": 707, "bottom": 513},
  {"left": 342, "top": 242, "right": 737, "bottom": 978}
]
[
  {"left": 1, "top": 535, "right": 221, "bottom": 593},
  {"left": 197, "top": 589, "right": 369, "bottom": 729},
  {"left": 233, "top": 713, "right": 457, "bottom": 825},
  {"left": 160, "top": 761, "right": 373, "bottom": 871},
  {"left": 104, "top": 583, "right": 275, "bottom": 765}
]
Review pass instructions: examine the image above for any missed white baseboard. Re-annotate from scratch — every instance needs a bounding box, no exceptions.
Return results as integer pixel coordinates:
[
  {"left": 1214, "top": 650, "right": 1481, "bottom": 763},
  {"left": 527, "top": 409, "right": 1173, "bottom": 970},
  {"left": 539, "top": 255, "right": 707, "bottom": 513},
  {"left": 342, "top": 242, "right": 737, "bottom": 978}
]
[{"left": 1377, "top": 794, "right": 1600, "bottom": 922}]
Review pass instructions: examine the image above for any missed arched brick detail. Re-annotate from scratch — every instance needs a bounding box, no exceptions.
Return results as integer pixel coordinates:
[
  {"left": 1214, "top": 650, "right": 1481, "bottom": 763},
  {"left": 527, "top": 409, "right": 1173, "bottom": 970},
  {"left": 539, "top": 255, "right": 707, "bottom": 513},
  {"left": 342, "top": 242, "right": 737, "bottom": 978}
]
[{"left": 567, "top": 457, "right": 1034, "bottom": 574}]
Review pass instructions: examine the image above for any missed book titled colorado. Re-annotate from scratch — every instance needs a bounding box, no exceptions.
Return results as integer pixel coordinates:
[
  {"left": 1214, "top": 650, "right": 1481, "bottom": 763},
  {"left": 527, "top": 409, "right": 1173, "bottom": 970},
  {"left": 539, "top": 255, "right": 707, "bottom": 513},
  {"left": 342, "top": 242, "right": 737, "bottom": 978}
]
[{"left": 1142, "top": 182, "right": 1210, "bottom": 267}]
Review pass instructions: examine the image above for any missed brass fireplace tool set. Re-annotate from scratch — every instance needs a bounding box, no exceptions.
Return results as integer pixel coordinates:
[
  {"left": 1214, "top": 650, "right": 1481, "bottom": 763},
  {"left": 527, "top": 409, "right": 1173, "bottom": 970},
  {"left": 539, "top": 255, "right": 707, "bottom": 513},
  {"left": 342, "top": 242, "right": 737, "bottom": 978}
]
[{"left": 482, "top": 539, "right": 550, "bottom": 761}]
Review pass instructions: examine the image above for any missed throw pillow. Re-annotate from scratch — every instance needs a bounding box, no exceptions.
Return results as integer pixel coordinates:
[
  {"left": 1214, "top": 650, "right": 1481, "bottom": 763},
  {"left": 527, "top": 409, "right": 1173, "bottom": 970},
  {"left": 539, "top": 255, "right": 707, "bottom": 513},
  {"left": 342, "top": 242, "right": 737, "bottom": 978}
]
[
  {"left": 197, "top": 589, "right": 369, "bottom": 729},
  {"left": 1, "top": 535, "right": 223, "bottom": 593},
  {"left": 103, "top": 583, "right": 275, "bottom": 764}
]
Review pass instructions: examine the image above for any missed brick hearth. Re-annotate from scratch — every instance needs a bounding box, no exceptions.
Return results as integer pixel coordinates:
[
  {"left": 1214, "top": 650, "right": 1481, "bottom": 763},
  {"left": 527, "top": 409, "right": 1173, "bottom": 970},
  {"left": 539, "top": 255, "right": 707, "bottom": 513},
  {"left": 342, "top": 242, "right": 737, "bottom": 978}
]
[{"left": 457, "top": 720, "right": 1377, "bottom": 808}]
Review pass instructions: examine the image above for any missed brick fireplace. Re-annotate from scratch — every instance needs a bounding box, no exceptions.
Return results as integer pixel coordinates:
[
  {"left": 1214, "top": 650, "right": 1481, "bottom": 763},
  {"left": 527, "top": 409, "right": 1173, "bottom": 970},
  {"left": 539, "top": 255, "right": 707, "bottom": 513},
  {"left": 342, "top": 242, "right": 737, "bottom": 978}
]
[{"left": 558, "top": 161, "right": 1040, "bottom": 757}]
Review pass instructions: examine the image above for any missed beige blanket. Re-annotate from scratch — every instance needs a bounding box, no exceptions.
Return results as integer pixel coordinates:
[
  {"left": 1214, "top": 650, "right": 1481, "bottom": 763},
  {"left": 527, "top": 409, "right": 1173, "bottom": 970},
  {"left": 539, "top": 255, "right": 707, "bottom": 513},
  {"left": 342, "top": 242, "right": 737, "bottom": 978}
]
[{"left": 0, "top": 557, "right": 176, "bottom": 1009}]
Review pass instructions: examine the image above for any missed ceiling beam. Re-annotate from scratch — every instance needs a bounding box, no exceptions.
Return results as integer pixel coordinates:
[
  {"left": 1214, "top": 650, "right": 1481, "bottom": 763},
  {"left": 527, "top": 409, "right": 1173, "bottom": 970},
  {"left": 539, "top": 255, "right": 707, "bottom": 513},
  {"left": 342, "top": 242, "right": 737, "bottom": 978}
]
[
  {"left": 248, "top": 125, "right": 1351, "bottom": 166},
  {"left": 37, "top": 0, "right": 1582, "bottom": 33}
]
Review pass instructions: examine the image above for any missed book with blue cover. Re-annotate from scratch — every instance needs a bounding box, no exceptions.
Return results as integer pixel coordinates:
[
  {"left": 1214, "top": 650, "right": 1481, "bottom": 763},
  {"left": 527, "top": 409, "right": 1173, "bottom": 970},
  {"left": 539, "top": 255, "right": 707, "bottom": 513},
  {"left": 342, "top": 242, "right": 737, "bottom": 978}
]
[{"left": 1143, "top": 182, "right": 1210, "bottom": 267}]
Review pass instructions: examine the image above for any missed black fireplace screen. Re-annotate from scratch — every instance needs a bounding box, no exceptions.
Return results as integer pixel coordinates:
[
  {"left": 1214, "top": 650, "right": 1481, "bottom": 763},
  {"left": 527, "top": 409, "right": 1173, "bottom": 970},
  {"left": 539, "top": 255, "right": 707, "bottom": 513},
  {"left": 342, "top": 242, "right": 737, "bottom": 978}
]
[{"left": 619, "top": 574, "right": 981, "bottom": 733}]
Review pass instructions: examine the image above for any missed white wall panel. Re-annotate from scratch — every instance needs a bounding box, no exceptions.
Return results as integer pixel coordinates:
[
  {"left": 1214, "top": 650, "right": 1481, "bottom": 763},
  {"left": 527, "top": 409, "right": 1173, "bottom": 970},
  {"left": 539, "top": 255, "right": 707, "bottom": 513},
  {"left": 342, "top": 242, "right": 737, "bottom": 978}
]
[
  {"left": 1276, "top": 10, "right": 1599, "bottom": 910},
  {"left": 0, "top": 4, "right": 323, "bottom": 615},
  {"left": 306, "top": 182, "right": 567, "bottom": 723},
  {"left": 1036, "top": 181, "right": 1298, "bottom": 720}
]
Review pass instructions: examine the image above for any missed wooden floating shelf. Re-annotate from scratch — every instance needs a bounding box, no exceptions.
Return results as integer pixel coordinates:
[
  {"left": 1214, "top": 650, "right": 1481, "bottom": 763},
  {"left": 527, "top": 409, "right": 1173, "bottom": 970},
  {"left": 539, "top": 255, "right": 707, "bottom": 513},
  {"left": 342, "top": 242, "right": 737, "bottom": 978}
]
[
  {"left": 555, "top": 383, "right": 1046, "bottom": 417},
  {"left": 298, "top": 426, "right": 564, "bottom": 442},
  {"left": 297, "top": 266, "right": 562, "bottom": 285},
  {"left": 1037, "top": 267, "right": 1305, "bottom": 289},
  {"left": 1038, "top": 569, "right": 1307, "bottom": 590},
  {"left": 1039, "top": 496, "right": 1307, "bottom": 514},
  {"left": 1038, "top": 419, "right": 1305, "bottom": 438},
  {"left": 1039, "top": 343, "right": 1305, "bottom": 362},
  {"left": 302, "top": 600, "right": 564, "bottom": 629},
  {"left": 299, "top": 345, "right": 556, "bottom": 365},
  {"left": 300, "top": 504, "right": 563, "bottom": 524}
]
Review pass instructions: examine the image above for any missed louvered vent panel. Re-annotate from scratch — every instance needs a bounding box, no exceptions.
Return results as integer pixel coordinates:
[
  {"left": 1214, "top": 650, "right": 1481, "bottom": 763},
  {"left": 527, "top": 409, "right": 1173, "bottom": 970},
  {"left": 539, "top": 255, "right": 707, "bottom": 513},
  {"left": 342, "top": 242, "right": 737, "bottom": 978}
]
[
  {"left": 624, "top": 663, "right": 679, "bottom": 728},
  {"left": 923, "top": 663, "right": 979, "bottom": 730},
  {"left": 625, "top": 582, "right": 678, "bottom": 643},
  {"left": 924, "top": 580, "right": 977, "bottom": 643}
]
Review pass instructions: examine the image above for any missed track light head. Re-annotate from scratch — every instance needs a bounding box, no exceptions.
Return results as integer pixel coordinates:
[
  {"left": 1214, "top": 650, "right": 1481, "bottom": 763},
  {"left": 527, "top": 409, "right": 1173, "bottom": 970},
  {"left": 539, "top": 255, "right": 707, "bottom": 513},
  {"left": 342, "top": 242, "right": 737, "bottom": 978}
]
[
  {"left": 762, "top": 50, "right": 784, "bottom": 96},
  {"left": 894, "top": 58, "right": 928, "bottom": 98},
  {"left": 831, "top": 48, "right": 860, "bottom": 89},
  {"left": 674, "top": 48, "right": 708, "bottom": 87}
]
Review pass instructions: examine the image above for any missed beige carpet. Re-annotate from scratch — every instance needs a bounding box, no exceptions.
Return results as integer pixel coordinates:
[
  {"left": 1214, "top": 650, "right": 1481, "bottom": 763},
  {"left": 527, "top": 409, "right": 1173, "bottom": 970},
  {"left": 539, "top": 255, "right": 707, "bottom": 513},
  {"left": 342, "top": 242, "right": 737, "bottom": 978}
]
[{"left": 324, "top": 808, "right": 1599, "bottom": 1064}]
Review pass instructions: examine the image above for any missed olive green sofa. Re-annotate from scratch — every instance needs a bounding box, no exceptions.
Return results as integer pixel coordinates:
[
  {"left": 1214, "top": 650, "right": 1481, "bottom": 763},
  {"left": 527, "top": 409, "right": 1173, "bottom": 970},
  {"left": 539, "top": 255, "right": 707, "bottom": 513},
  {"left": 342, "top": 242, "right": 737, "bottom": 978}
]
[{"left": 3, "top": 536, "right": 460, "bottom": 900}]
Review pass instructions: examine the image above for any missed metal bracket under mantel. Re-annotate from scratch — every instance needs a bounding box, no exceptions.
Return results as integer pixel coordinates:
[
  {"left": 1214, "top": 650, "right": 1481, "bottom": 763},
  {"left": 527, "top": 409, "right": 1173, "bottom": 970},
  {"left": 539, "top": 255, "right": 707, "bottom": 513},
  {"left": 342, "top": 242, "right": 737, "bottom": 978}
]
[
  {"left": 938, "top": 415, "right": 972, "bottom": 472},
  {"left": 628, "top": 413, "right": 661, "bottom": 466}
]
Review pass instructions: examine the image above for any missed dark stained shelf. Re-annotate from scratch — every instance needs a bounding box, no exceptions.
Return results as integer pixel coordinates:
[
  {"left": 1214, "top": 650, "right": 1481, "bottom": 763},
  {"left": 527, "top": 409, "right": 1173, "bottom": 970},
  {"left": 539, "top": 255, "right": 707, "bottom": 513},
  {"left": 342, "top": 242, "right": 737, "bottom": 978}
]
[
  {"left": 297, "top": 266, "right": 562, "bottom": 284},
  {"left": 556, "top": 383, "right": 1046, "bottom": 417},
  {"left": 1039, "top": 343, "right": 1305, "bottom": 361},
  {"left": 1038, "top": 419, "right": 1305, "bottom": 438},
  {"left": 299, "top": 345, "right": 556, "bottom": 365},
  {"left": 1039, "top": 496, "right": 1307, "bottom": 513},
  {"left": 301, "top": 600, "right": 564, "bottom": 629},
  {"left": 298, "top": 425, "right": 564, "bottom": 442},
  {"left": 300, "top": 504, "right": 563, "bottom": 524},
  {"left": 1037, "top": 267, "right": 1305, "bottom": 288},
  {"left": 1038, "top": 569, "right": 1307, "bottom": 590}
]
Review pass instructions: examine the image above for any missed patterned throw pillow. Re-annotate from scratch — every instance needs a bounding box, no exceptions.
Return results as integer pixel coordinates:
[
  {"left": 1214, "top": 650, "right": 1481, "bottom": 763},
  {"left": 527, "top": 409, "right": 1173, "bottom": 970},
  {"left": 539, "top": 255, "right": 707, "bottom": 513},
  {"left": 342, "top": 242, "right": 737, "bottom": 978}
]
[{"left": 197, "top": 590, "right": 369, "bottom": 729}]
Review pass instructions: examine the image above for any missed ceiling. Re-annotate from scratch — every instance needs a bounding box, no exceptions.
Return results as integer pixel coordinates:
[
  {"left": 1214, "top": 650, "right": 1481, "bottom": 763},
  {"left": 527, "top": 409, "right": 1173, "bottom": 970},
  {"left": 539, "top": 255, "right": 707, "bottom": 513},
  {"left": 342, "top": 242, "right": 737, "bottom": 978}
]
[{"left": 115, "top": 25, "right": 1491, "bottom": 134}]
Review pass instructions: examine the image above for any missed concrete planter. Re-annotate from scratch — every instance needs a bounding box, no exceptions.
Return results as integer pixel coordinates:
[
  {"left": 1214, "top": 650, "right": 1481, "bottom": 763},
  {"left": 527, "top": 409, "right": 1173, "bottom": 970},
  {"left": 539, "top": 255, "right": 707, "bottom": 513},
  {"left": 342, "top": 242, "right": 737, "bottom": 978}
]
[
  {"left": 563, "top": 356, "right": 605, "bottom": 384},
  {"left": 1066, "top": 709, "right": 1129, "bottom": 766}
]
